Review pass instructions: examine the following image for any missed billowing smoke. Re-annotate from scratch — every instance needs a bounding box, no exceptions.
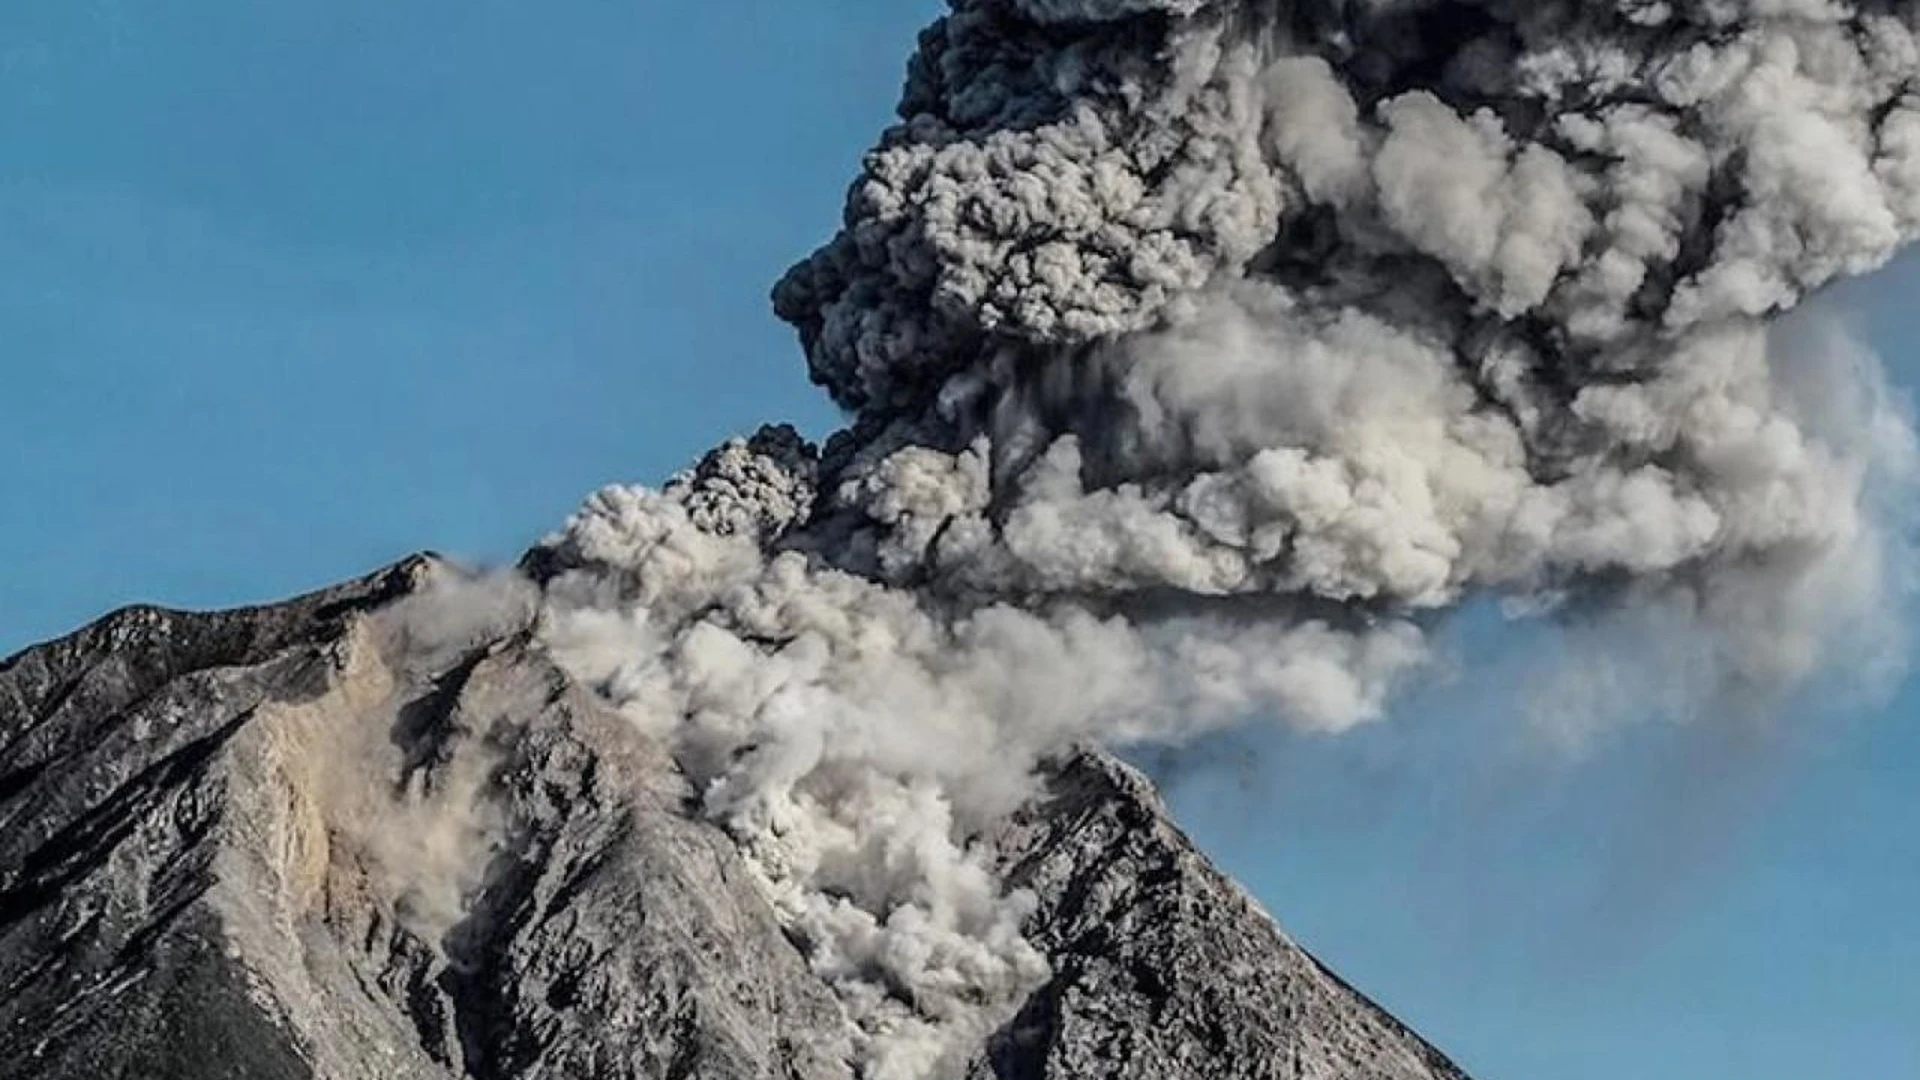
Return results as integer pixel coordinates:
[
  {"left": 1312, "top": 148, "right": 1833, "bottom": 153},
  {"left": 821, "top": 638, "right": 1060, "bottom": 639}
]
[{"left": 515, "top": 1, "right": 1920, "bottom": 1075}]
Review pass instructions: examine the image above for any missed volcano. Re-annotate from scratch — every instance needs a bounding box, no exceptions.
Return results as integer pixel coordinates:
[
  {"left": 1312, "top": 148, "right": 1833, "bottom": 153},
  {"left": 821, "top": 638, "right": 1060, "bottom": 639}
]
[{"left": 0, "top": 557, "right": 1470, "bottom": 1080}]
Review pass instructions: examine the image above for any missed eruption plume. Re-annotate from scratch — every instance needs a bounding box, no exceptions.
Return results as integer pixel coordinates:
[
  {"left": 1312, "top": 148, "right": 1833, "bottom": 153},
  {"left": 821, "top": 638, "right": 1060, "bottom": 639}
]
[{"left": 510, "top": 1, "right": 1920, "bottom": 1074}]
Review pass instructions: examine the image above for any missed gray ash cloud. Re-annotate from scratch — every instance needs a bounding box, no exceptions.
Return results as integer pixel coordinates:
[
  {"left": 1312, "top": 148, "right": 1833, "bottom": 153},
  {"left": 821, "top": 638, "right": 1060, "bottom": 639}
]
[{"left": 530, "top": 3, "right": 1920, "bottom": 1074}]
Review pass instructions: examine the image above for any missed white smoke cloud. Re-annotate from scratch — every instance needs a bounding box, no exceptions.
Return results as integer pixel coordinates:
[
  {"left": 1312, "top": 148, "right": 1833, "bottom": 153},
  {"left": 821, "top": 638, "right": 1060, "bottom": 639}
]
[
  {"left": 1373, "top": 93, "right": 1595, "bottom": 317},
  {"left": 535, "top": 472, "right": 1431, "bottom": 1069},
  {"left": 1531, "top": 312, "right": 1917, "bottom": 743},
  {"left": 485, "top": 1, "right": 1920, "bottom": 1073}
]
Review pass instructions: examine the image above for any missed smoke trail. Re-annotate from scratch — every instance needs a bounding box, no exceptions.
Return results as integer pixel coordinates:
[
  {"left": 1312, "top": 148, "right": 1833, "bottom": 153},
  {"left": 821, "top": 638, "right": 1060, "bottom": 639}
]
[{"left": 517, "top": 2, "right": 1920, "bottom": 1074}]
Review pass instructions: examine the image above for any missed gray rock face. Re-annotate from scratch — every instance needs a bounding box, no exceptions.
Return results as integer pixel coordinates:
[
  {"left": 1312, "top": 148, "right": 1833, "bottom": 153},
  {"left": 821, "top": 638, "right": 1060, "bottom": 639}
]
[
  {"left": 979, "top": 755, "right": 1470, "bottom": 1080},
  {"left": 0, "top": 557, "right": 1471, "bottom": 1080}
]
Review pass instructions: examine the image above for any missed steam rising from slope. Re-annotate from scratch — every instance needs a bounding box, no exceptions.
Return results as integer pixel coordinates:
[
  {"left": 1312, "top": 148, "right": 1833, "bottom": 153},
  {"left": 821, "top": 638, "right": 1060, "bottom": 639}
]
[{"left": 516, "top": 1, "right": 1919, "bottom": 1074}]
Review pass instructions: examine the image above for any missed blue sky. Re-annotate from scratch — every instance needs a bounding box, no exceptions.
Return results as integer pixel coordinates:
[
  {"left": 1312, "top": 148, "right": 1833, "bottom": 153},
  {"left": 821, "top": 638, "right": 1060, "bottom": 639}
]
[{"left": 0, "top": 4, "right": 1913, "bottom": 1077}]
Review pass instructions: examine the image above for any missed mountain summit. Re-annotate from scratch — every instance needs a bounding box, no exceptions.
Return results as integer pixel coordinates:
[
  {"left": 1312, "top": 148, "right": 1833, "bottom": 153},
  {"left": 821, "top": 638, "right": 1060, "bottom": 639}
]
[{"left": 0, "top": 557, "right": 1469, "bottom": 1080}]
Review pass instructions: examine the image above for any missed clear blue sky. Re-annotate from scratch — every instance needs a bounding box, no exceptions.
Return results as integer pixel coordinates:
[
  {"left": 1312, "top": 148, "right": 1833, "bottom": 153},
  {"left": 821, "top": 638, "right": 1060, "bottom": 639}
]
[{"left": 0, "top": 4, "right": 1913, "bottom": 1078}]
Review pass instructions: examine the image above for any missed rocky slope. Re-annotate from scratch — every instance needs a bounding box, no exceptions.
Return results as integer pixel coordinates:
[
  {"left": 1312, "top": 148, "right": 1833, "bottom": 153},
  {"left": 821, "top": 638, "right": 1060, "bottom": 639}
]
[{"left": 0, "top": 557, "right": 1471, "bottom": 1080}]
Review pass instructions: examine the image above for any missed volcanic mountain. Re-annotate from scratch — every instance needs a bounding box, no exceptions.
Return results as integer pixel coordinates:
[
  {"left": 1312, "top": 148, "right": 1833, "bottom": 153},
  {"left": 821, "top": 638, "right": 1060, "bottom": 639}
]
[{"left": 0, "top": 556, "right": 1470, "bottom": 1080}]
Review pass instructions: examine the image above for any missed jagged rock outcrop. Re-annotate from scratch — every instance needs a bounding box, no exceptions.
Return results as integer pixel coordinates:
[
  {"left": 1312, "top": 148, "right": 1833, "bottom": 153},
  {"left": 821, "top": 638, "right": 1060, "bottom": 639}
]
[
  {"left": 0, "top": 557, "right": 1470, "bottom": 1080},
  {"left": 980, "top": 756, "right": 1468, "bottom": 1080}
]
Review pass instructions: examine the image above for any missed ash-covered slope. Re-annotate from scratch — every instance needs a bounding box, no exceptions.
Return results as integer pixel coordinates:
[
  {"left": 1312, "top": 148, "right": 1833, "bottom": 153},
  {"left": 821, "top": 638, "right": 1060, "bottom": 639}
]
[{"left": 0, "top": 558, "right": 1469, "bottom": 1080}]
